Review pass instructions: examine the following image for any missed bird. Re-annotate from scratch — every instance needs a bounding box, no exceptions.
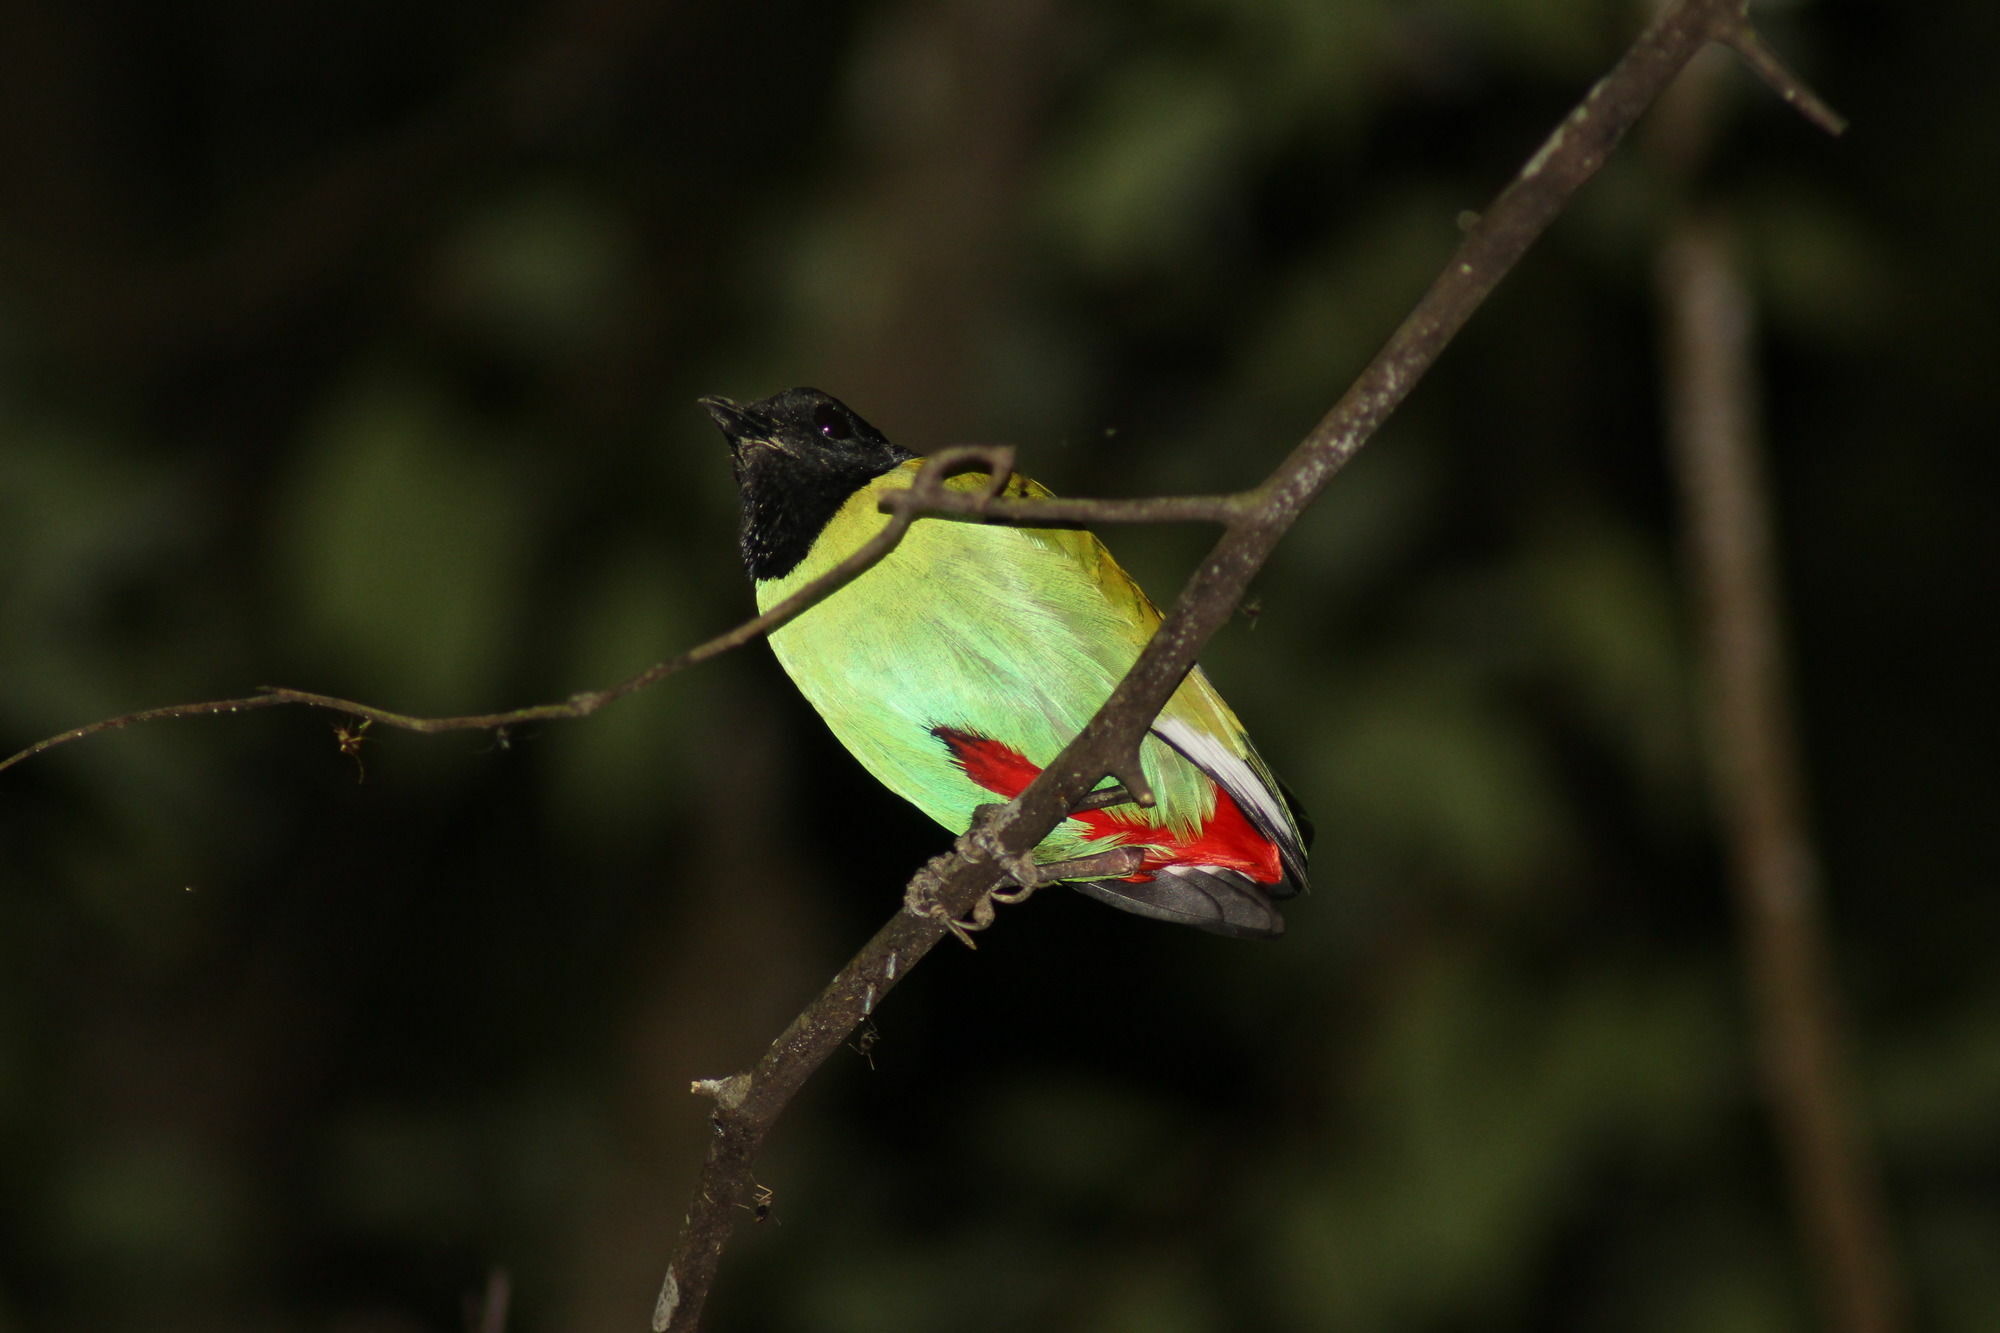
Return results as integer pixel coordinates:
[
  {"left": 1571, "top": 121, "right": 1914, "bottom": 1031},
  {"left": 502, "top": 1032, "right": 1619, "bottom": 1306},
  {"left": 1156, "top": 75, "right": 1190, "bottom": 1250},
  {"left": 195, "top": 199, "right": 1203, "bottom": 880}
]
[{"left": 702, "top": 386, "right": 1309, "bottom": 938}]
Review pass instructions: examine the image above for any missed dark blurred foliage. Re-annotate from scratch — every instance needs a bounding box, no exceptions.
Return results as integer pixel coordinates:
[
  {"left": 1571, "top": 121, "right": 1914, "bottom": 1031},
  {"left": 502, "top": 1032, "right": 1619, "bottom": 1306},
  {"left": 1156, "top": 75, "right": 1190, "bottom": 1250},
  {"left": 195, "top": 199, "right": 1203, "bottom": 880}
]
[{"left": 0, "top": 0, "right": 1992, "bottom": 1330}]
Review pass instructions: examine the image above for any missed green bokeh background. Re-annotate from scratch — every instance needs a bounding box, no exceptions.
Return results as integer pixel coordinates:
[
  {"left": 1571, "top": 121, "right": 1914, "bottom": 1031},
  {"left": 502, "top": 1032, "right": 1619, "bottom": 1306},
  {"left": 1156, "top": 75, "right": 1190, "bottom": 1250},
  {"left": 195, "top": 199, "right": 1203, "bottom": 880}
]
[{"left": 1, "top": 1, "right": 1991, "bottom": 1330}]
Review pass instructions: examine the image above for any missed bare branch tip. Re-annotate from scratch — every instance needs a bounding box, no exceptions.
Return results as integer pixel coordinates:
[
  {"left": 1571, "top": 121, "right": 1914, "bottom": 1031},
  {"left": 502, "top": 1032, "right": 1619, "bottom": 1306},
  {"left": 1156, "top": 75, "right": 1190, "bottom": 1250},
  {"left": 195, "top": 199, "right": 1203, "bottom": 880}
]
[
  {"left": 689, "top": 1074, "right": 750, "bottom": 1109},
  {"left": 651, "top": 1268, "right": 679, "bottom": 1333},
  {"left": 1724, "top": 22, "right": 1848, "bottom": 137},
  {"left": 1109, "top": 756, "right": 1156, "bottom": 809}
]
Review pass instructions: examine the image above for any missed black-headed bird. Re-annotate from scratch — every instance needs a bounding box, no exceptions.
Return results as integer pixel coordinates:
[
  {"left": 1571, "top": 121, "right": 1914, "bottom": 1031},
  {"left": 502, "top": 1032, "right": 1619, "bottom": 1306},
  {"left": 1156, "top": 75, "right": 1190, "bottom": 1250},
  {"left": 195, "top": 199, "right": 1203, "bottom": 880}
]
[{"left": 704, "top": 387, "right": 1308, "bottom": 938}]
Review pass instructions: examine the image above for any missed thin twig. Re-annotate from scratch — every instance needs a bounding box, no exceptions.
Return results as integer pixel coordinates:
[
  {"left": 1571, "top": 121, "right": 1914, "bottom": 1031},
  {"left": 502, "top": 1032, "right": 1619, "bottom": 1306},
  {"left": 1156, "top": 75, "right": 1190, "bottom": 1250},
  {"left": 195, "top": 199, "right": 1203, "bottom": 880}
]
[
  {"left": 884, "top": 484, "right": 1247, "bottom": 528},
  {"left": 1661, "top": 217, "right": 1904, "bottom": 1333},
  {"left": 0, "top": 445, "right": 1250, "bottom": 778},
  {"left": 651, "top": 3, "right": 1847, "bottom": 1329},
  {"left": 3, "top": 445, "right": 1019, "bottom": 776}
]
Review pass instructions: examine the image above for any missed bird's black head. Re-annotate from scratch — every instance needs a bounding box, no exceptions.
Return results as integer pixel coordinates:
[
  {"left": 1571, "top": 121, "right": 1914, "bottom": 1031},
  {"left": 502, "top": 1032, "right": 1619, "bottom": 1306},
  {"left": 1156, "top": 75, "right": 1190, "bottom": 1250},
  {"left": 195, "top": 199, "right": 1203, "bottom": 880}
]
[{"left": 701, "top": 387, "right": 915, "bottom": 581}]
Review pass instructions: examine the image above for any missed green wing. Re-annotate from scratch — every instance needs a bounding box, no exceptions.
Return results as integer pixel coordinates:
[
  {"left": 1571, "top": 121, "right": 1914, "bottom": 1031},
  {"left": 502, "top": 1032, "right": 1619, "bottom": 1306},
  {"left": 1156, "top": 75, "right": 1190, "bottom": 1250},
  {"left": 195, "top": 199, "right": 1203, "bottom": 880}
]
[{"left": 756, "top": 460, "right": 1303, "bottom": 876}]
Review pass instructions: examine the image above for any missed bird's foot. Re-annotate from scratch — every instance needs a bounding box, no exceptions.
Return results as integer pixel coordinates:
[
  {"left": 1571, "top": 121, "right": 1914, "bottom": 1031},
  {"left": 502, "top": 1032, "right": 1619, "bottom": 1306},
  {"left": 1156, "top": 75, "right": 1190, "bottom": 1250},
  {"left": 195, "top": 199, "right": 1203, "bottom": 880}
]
[
  {"left": 925, "top": 868, "right": 1020, "bottom": 948},
  {"left": 913, "top": 805, "right": 1147, "bottom": 946},
  {"left": 903, "top": 852, "right": 988, "bottom": 948},
  {"left": 1071, "top": 784, "right": 1142, "bottom": 814},
  {"left": 1022, "top": 844, "right": 1147, "bottom": 885},
  {"left": 981, "top": 844, "right": 1147, "bottom": 928}
]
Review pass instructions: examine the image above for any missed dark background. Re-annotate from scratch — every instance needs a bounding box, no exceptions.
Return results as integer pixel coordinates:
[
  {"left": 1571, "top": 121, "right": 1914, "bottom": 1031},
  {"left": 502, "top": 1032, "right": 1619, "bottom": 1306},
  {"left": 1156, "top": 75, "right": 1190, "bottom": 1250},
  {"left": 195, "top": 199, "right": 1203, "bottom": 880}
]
[{"left": 1, "top": 1, "right": 1992, "bottom": 1330}]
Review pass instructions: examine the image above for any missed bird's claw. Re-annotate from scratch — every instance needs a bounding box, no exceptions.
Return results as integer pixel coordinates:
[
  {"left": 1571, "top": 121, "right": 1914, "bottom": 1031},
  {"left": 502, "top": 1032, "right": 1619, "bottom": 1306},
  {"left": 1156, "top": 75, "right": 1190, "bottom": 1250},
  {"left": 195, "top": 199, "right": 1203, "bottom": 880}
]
[
  {"left": 912, "top": 803, "right": 1148, "bottom": 946},
  {"left": 903, "top": 853, "right": 1050, "bottom": 948},
  {"left": 943, "top": 845, "right": 1153, "bottom": 945},
  {"left": 904, "top": 858, "right": 995, "bottom": 949}
]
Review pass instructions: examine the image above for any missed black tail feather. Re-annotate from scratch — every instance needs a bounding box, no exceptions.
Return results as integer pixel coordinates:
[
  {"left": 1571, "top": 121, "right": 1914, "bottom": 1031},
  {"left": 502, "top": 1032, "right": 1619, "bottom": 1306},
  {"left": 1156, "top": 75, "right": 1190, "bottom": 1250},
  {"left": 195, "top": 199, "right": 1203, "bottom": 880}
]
[{"left": 1067, "top": 866, "right": 1285, "bottom": 939}]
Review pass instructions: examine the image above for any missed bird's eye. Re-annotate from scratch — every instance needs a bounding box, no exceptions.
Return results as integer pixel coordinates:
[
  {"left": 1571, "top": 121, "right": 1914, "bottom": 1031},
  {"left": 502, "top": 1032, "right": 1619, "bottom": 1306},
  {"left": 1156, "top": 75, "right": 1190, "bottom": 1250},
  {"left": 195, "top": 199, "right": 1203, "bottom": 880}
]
[{"left": 812, "top": 402, "right": 852, "bottom": 440}]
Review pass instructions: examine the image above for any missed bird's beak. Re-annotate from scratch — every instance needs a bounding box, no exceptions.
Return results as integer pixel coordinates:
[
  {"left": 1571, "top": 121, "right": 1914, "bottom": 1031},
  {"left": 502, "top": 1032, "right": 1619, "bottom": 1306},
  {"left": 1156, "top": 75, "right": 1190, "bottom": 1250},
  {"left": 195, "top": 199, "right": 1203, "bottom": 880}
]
[{"left": 699, "top": 395, "right": 781, "bottom": 454}]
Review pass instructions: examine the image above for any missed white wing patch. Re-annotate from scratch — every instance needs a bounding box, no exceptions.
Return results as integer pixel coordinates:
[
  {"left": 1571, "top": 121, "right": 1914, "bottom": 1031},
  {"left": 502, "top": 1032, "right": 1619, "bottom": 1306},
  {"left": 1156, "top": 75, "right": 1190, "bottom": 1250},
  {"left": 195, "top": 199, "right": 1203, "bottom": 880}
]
[{"left": 1150, "top": 713, "right": 1302, "bottom": 877}]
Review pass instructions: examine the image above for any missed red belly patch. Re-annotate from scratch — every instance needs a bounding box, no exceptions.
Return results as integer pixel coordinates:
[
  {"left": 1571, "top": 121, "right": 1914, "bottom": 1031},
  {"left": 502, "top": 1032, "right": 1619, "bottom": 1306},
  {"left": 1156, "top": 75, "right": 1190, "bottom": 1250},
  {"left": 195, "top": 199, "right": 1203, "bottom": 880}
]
[{"left": 930, "top": 726, "right": 1281, "bottom": 884}]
